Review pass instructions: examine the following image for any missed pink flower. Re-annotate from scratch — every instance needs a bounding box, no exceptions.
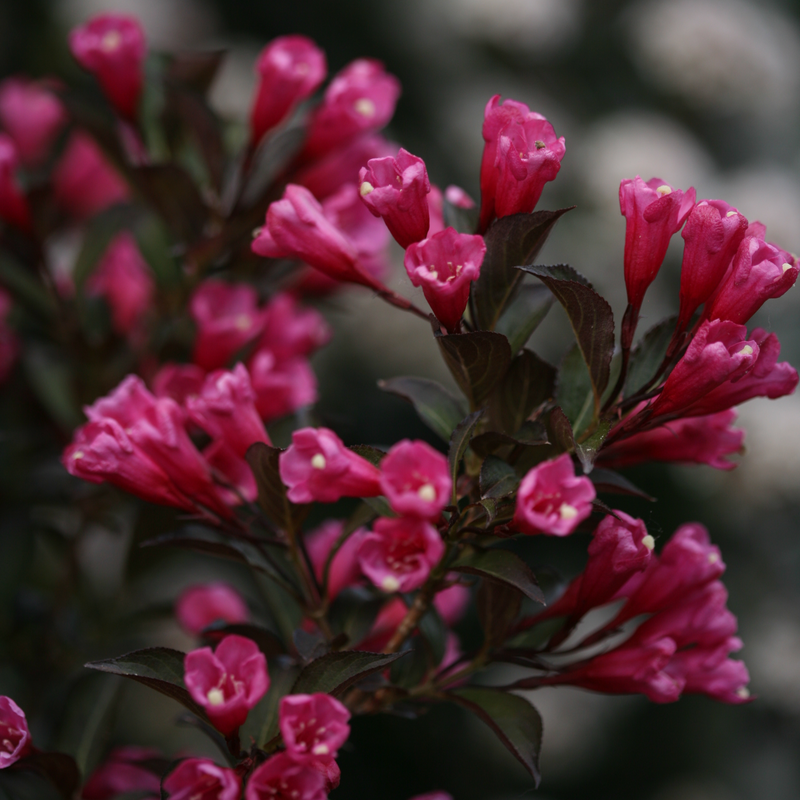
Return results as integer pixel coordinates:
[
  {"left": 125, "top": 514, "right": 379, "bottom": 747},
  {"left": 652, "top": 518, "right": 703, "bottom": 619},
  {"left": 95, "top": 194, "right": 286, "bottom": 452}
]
[
  {"left": 597, "top": 409, "right": 744, "bottom": 471},
  {"left": 85, "top": 232, "right": 154, "bottom": 338},
  {"left": 668, "top": 646, "right": 751, "bottom": 704},
  {"left": 380, "top": 439, "right": 451, "bottom": 520},
  {"left": 176, "top": 583, "right": 249, "bottom": 636},
  {"left": 445, "top": 185, "right": 476, "bottom": 209},
  {"left": 305, "top": 519, "right": 367, "bottom": 599},
  {"left": 359, "top": 148, "right": 431, "bottom": 248},
  {"left": 152, "top": 362, "right": 206, "bottom": 405},
  {"left": 250, "top": 36, "right": 327, "bottom": 144},
  {"left": 0, "top": 134, "right": 32, "bottom": 231},
  {"left": 512, "top": 453, "right": 595, "bottom": 536},
  {"left": 184, "top": 634, "right": 269, "bottom": 735},
  {"left": 185, "top": 364, "right": 271, "bottom": 458},
  {"left": 479, "top": 95, "right": 565, "bottom": 232},
  {"left": 427, "top": 185, "right": 445, "bottom": 237},
  {"left": 162, "top": 758, "right": 240, "bottom": 800},
  {"left": 0, "top": 77, "right": 66, "bottom": 166},
  {"left": 302, "top": 59, "right": 400, "bottom": 159},
  {"left": 358, "top": 517, "right": 445, "bottom": 593},
  {"left": 677, "top": 199, "right": 748, "bottom": 331},
  {"left": 247, "top": 351, "right": 318, "bottom": 422},
  {"left": 279, "top": 427, "right": 382, "bottom": 504},
  {"left": 259, "top": 293, "right": 331, "bottom": 362},
  {"left": 0, "top": 696, "right": 31, "bottom": 769},
  {"left": 704, "top": 235, "right": 799, "bottom": 324},
  {"left": 245, "top": 752, "right": 327, "bottom": 800},
  {"left": 68, "top": 14, "right": 146, "bottom": 121},
  {"left": 280, "top": 693, "right": 350, "bottom": 764},
  {"left": 619, "top": 176, "right": 696, "bottom": 313},
  {"left": 203, "top": 439, "right": 258, "bottom": 505},
  {"left": 190, "top": 280, "right": 265, "bottom": 371},
  {"left": 82, "top": 746, "right": 162, "bottom": 799},
  {"left": 404, "top": 228, "right": 486, "bottom": 332},
  {"left": 53, "top": 132, "right": 129, "bottom": 219}
]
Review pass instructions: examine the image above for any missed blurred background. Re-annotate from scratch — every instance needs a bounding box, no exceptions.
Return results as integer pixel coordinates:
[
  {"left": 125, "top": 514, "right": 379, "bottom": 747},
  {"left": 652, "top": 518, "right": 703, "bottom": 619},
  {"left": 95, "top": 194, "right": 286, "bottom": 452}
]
[{"left": 1, "top": 0, "right": 800, "bottom": 799}]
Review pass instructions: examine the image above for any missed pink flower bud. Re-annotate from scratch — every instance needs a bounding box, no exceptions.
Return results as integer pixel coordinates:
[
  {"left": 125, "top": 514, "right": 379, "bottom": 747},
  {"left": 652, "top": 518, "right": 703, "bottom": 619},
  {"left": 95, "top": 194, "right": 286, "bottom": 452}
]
[
  {"left": 0, "top": 696, "right": 31, "bottom": 768},
  {"left": 279, "top": 427, "right": 382, "bottom": 504},
  {"left": 404, "top": 227, "right": 486, "bottom": 332},
  {"left": 704, "top": 235, "right": 799, "bottom": 324},
  {"left": 189, "top": 280, "right": 265, "bottom": 371},
  {"left": 668, "top": 647, "right": 751, "bottom": 704},
  {"left": 358, "top": 517, "right": 445, "bottom": 593},
  {"left": 203, "top": 439, "right": 258, "bottom": 505},
  {"left": 85, "top": 232, "right": 154, "bottom": 338},
  {"left": 512, "top": 453, "right": 596, "bottom": 536},
  {"left": 677, "top": 199, "right": 748, "bottom": 331},
  {"left": 152, "top": 362, "right": 206, "bottom": 406},
  {"left": 162, "top": 758, "right": 240, "bottom": 800},
  {"left": 619, "top": 176, "right": 696, "bottom": 312},
  {"left": 250, "top": 36, "right": 327, "bottom": 144},
  {"left": 445, "top": 185, "right": 476, "bottom": 209},
  {"left": 53, "top": 132, "right": 129, "bottom": 219},
  {"left": 0, "top": 78, "right": 66, "bottom": 167},
  {"left": 247, "top": 351, "right": 318, "bottom": 423},
  {"left": 82, "top": 746, "right": 162, "bottom": 799},
  {"left": 259, "top": 293, "right": 332, "bottom": 362},
  {"left": 68, "top": 14, "right": 146, "bottom": 121},
  {"left": 479, "top": 95, "right": 565, "bottom": 232},
  {"left": 427, "top": 185, "right": 445, "bottom": 237},
  {"left": 359, "top": 148, "right": 431, "bottom": 248},
  {"left": 245, "top": 752, "right": 327, "bottom": 800},
  {"left": 280, "top": 693, "right": 350, "bottom": 764},
  {"left": 185, "top": 364, "right": 271, "bottom": 458},
  {"left": 176, "top": 583, "right": 249, "bottom": 636},
  {"left": 380, "top": 439, "right": 451, "bottom": 519},
  {"left": 0, "top": 134, "right": 32, "bottom": 231},
  {"left": 302, "top": 59, "right": 400, "bottom": 159},
  {"left": 305, "top": 519, "right": 367, "bottom": 599},
  {"left": 184, "top": 634, "right": 269, "bottom": 735}
]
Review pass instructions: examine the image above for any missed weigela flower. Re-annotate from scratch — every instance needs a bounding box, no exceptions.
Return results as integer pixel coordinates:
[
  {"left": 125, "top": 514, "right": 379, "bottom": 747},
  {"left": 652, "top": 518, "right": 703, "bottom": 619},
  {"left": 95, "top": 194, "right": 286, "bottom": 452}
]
[
  {"left": 0, "top": 134, "right": 32, "bottom": 232},
  {"left": 162, "top": 758, "right": 241, "bottom": 800},
  {"left": 152, "top": 362, "right": 206, "bottom": 406},
  {"left": 512, "top": 453, "right": 595, "bottom": 536},
  {"left": 259, "top": 293, "right": 332, "bottom": 362},
  {"left": 279, "top": 427, "right": 382, "bottom": 504},
  {"left": 677, "top": 199, "right": 748, "bottom": 331},
  {"left": 250, "top": 35, "right": 327, "bottom": 144},
  {"left": 380, "top": 439, "right": 451, "bottom": 520},
  {"left": 0, "top": 696, "right": 32, "bottom": 769},
  {"left": 619, "top": 176, "right": 696, "bottom": 313},
  {"left": 404, "top": 227, "right": 486, "bottom": 333},
  {"left": 0, "top": 77, "right": 66, "bottom": 167},
  {"left": 85, "top": 232, "right": 154, "bottom": 338},
  {"left": 357, "top": 517, "right": 445, "bottom": 593},
  {"left": 279, "top": 693, "right": 351, "bottom": 764},
  {"left": 68, "top": 14, "right": 146, "bottom": 121},
  {"left": 445, "top": 185, "right": 476, "bottom": 209},
  {"left": 302, "top": 59, "right": 400, "bottom": 159},
  {"left": 247, "top": 350, "right": 318, "bottom": 423},
  {"left": 667, "top": 642, "right": 751, "bottom": 704},
  {"left": 176, "top": 583, "right": 249, "bottom": 636},
  {"left": 245, "top": 752, "right": 327, "bottom": 800},
  {"left": 202, "top": 439, "right": 258, "bottom": 505},
  {"left": 190, "top": 280, "right": 265, "bottom": 371},
  {"left": 359, "top": 148, "right": 431, "bottom": 248},
  {"left": 184, "top": 634, "right": 269, "bottom": 735},
  {"left": 479, "top": 95, "right": 565, "bottom": 232},
  {"left": 305, "top": 519, "right": 367, "bottom": 599},
  {"left": 82, "top": 746, "right": 161, "bottom": 799}
]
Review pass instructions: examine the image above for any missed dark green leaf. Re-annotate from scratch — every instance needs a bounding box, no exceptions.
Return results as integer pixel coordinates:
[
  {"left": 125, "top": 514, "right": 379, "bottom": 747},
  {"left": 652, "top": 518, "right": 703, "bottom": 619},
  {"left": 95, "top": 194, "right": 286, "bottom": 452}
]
[
  {"left": 134, "top": 164, "right": 208, "bottom": 243},
  {"left": 589, "top": 468, "right": 655, "bottom": 501},
  {"left": 0, "top": 256, "right": 56, "bottom": 318},
  {"left": 480, "top": 456, "right": 519, "bottom": 499},
  {"left": 389, "top": 641, "right": 428, "bottom": 689},
  {"left": 85, "top": 647, "right": 209, "bottom": 721},
  {"left": 436, "top": 331, "right": 512, "bottom": 409},
  {"left": 507, "top": 616, "right": 568, "bottom": 650},
  {"left": 451, "top": 548, "right": 544, "bottom": 605},
  {"left": 449, "top": 688, "right": 543, "bottom": 784},
  {"left": 417, "top": 606, "right": 447, "bottom": 667},
  {"left": 363, "top": 496, "right": 396, "bottom": 518},
  {"left": 522, "top": 264, "right": 615, "bottom": 413},
  {"left": 556, "top": 343, "right": 594, "bottom": 437},
  {"left": 379, "top": 377, "right": 468, "bottom": 442},
  {"left": 489, "top": 349, "right": 555, "bottom": 435},
  {"left": 625, "top": 315, "right": 678, "bottom": 397},
  {"left": 575, "top": 421, "right": 612, "bottom": 473},
  {"left": 22, "top": 346, "right": 81, "bottom": 431},
  {"left": 473, "top": 208, "right": 573, "bottom": 331},
  {"left": 246, "top": 443, "right": 310, "bottom": 533},
  {"left": 546, "top": 406, "right": 575, "bottom": 454},
  {"left": 470, "top": 421, "right": 549, "bottom": 458},
  {"left": 8, "top": 753, "right": 80, "bottom": 800},
  {"left": 448, "top": 410, "right": 484, "bottom": 491},
  {"left": 291, "top": 651, "right": 406, "bottom": 697},
  {"left": 72, "top": 205, "right": 134, "bottom": 289},
  {"left": 477, "top": 580, "right": 523, "bottom": 647},
  {"left": 495, "top": 283, "right": 555, "bottom": 354},
  {"left": 328, "top": 587, "right": 384, "bottom": 648},
  {"left": 348, "top": 444, "right": 386, "bottom": 467}
]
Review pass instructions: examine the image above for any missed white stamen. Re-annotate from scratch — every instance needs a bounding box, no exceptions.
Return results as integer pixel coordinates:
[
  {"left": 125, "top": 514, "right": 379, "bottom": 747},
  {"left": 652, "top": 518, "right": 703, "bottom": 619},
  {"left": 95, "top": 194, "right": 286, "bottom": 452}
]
[
  {"left": 311, "top": 454, "right": 326, "bottom": 470},
  {"left": 235, "top": 314, "right": 251, "bottom": 331},
  {"left": 207, "top": 688, "right": 225, "bottom": 706},
  {"left": 656, "top": 185, "right": 672, "bottom": 196},
  {"left": 708, "top": 552, "right": 719, "bottom": 564},
  {"left": 360, "top": 181, "right": 374, "bottom": 197},
  {"left": 740, "top": 345, "right": 754, "bottom": 356},
  {"left": 428, "top": 269, "right": 438, "bottom": 280},
  {"left": 101, "top": 30, "right": 122, "bottom": 52},
  {"left": 736, "top": 686, "right": 750, "bottom": 699},
  {"left": 417, "top": 483, "right": 436, "bottom": 502},
  {"left": 381, "top": 575, "right": 401, "bottom": 593},
  {"left": 354, "top": 98, "right": 376, "bottom": 117},
  {"left": 312, "top": 744, "right": 330, "bottom": 756},
  {"left": 782, "top": 262, "right": 793, "bottom": 273},
  {"left": 72, "top": 451, "right": 84, "bottom": 460},
  {"left": 642, "top": 534, "right": 655, "bottom": 551},
  {"left": 559, "top": 503, "right": 578, "bottom": 520},
  {"left": 726, "top": 210, "right": 738, "bottom": 217}
]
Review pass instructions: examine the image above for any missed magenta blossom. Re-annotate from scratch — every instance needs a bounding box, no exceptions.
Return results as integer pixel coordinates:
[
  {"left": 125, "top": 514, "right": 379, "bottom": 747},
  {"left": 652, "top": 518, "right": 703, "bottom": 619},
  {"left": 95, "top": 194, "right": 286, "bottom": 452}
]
[
  {"left": 68, "top": 14, "right": 146, "bottom": 120},
  {"left": 162, "top": 758, "right": 240, "bottom": 800},
  {"left": 280, "top": 693, "right": 351, "bottom": 764},
  {"left": 512, "top": 453, "right": 595, "bottom": 536},
  {"left": 0, "top": 696, "right": 31, "bottom": 769},
  {"left": 184, "top": 634, "right": 269, "bottom": 735},
  {"left": 0, "top": 134, "right": 32, "bottom": 232},
  {"left": 305, "top": 519, "right": 367, "bottom": 599},
  {"left": 359, "top": 148, "right": 431, "bottom": 248},
  {"left": 620, "top": 176, "right": 696, "bottom": 313},
  {"left": 404, "top": 227, "right": 486, "bottom": 332},
  {"left": 279, "top": 427, "right": 382, "bottom": 504},
  {"left": 247, "top": 350, "right": 318, "bottom": 422},
  {"left": 445, "top": 185, "right": 476, "bottom": 209},
  {"left": 82, "top": 746, "right": 162, "bottom": 800},
  {"left": 203, "top": 440, "right": 259, "bottom": 505},
  {"left": 358, "top": 517, "right": 445, "bottom": 593},
  {"left": 152, "top": 362, "right": 206, "bottom": 406},
  {"left": 259, "top": 292, "right": 332, "bottom": 362},
  {"left": 0, "top": 77, "right": 66, "bottom": 166},
  {"left": 245, "top": 752, "right": 327, "bottom": 800},
  {"left": 250, "top": 35, "right": 326, "bottom": 144},
  {"left": 380, "top": 439, "right": 451, "bottom": 520},
  {"left": 176, "top": 583, "right": 249, "bottom": 636}
]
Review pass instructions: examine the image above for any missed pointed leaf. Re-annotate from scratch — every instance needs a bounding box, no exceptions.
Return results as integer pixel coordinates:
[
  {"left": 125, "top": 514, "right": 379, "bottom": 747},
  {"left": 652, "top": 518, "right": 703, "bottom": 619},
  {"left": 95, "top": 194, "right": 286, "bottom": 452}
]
[
  {"left": 418, "top": 605, "right": 448, "bottom": 667},
  {"left": 328, "top": 587, "right": 384, "bottom": 648},
  {"left": 201, "top": 623, "right": 285, "bottom": 657},
  {"left": 470, "top": 421, "right": 549, "bottom": 458},
  {"left": 495, "top": 282, "right": 555, "bottom": 354},
  {"left": 451, "top": 548, "right": 544, "bottom": 605},
  {"left": 556, "top": 343, "right": 594, "bottom": 437},
  {"left": 348, "top": 444, "right": 386, "bottom": 467},
  {"left": 246, "top": 442, "right": 310, "bottom": 533},
  {"left": 379, "top": 377, "right": 468, "bottom": 442},
  {"left": 473, "top": 208, "right": 573, "bottom": 331},
  {"left": 291, "top": 651, "right": 406, "bottom": 697},
  {"left": 436, "top": 331, "right": 512, "bottom": 409},
  {"left": 589, "top": 468, "right": 655, "bottom": 501},
  {"left": 477, "top": 580, "right": 523, "bottom": 647},
  {"left": 546, "top": 406, "right": 575, "bottom": 454},
  {"left": 449, "top": 688, "right": 543, "bottom": 784},
  {"left": 489, "top": 349, "right": 555, "bottom": 435},
  {"left": 480, "top": 456, "right": 519, "bottom": 499},
  {"left": 575, "top": 421, "right": 612, "bottom": 473},
  {"left": 625, "top": 315, "right": 678, "bottom": 397},
  {"left": 448, "top": 410, "right": 484, "bottom": 490}
]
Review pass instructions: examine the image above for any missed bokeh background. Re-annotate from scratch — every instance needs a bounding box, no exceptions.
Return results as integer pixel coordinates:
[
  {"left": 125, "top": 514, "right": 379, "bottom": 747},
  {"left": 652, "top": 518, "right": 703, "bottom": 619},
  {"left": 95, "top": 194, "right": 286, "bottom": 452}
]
[{"left": 1, "top": 1, "right": 800, "bottom": 799}]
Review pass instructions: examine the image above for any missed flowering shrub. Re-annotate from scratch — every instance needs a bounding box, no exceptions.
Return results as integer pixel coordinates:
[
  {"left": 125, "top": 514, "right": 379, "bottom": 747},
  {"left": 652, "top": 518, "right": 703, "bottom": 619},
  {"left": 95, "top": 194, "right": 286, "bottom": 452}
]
[{"left": 0, "top": 10, "right": 797, "bottom": 800}]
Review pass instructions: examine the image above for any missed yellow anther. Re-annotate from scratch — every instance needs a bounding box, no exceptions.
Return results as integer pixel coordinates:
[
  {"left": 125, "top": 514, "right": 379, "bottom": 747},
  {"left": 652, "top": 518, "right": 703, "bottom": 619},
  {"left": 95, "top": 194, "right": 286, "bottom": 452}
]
[
  {"left": 207, "top": 688, "right": 225, "bottom": 706},
  {"left": 360, "top": 181, "right": 375, "bottom": 196},
  {"left": 559, "top": 503, "right": 578, "bottom": 520},
  {"left": 736, "top": 686, "right": 750, "bottom": 699},
  {"left": 312, "top": 744, "right": 330, "bottom": 756},
  {"left": 354, "top": 98, "right": 376, "bottom": 117},
  {"left": 417, "top": 484, "right": 436, "bottom": 502},
  {"left": 101, "top": 30, "right": 122, "bottom": 52},
  {"left": 235, "top": 314, "right": 251, "bottom": 331},
  {"left": 740, "top": 345, "right": 754, "bottom": 356},
  {"left": 642, "top": 534, "right": 655, "bottom": 551},
  {"left": 381, "top": 575, "right": 401, "bottom": 593},
  {"left": 708, "top": 552, "right": 719, "bottom": 564},
  {"left": 311, "top": 454, "right": 327, "bottom": 470},
  {"left": 656, "top": 185, "right": 672, "bottom": 196},
  {"left": 72, "top": 451, "right": 84, "bottom": 460},
  {"left": 782, "top": 262, "right": 793, "bottom": 273},
  {"left": 726, "top": 210, "right": 738, "bottom": 217}
]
